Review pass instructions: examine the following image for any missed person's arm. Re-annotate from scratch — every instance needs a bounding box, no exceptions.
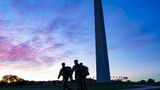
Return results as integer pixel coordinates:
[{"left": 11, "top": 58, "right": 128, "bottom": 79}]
[
  {"left": 58, "top": 69, "right": 62, "bottom": 79},
  {"left": 86, "top": 67, "right": 89, "bottom": 75},
  {"left": 70, "top": 66, "right": 75, "bottom": 80},
  {"left": 71, "top": 66, "right": 75, "bottom": 76}
]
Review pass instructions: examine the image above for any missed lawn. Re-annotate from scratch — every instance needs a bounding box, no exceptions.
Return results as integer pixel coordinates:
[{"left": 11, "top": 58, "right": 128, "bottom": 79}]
[{"left": 0, "top": 83, "right": 144, "bottom": 90}]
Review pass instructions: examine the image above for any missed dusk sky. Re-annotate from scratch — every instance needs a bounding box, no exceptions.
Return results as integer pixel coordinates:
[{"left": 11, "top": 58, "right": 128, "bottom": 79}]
[{"left": 0, "top": 0, "right": 160, "bottom": 81}]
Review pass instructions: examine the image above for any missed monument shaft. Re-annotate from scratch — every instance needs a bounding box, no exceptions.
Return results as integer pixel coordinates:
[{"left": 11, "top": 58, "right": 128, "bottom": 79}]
[{"left": 94, "top": 0, "right": 110, "bottom": 82}]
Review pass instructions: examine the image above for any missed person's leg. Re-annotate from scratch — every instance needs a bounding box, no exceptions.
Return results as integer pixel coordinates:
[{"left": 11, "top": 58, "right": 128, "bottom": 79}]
[
  {"left": 80, "top": 79, "right": 84, "bottom": 90},
  {"left": 66, "top": 80, "right": 72, "bottom": 90},
  {"left": 77, "top": 79, "right": 83, "bottom": 90},
  {"left": 81, "top": 79, "right": 84, "bottom": 90},
  {"left": 83, "top": 79, "right": 87, "bottom": 90},
  {"left": 66, "top": 85, "right": 72, "bottom": 90},
  {"left": 76, "top": 79, "right": 81, "bottom": 90},
  {"left": 62, "top": 80, "right": 66, "bottom": 90}
]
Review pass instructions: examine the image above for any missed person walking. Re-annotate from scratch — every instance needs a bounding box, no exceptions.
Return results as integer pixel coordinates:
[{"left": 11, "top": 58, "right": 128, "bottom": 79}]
[
  {"left": 58, "top": 63, "right": 72, "bottom": 90},
  {"left": 71, "top": 60, "right": 82, "bottom": 90},
  {"left": 80, "top": 63, "right": 89, "bottom": 90}
]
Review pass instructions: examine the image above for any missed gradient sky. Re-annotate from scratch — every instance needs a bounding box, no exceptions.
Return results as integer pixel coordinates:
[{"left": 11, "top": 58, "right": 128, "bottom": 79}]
[{"left": 0, "top": 0, "right": 160, "bottom": 81}]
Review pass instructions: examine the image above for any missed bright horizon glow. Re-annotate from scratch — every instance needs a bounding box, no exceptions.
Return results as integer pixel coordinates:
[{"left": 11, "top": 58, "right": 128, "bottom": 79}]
[{"left": 0, "top": 0, "right": 160, "bottom": 81}]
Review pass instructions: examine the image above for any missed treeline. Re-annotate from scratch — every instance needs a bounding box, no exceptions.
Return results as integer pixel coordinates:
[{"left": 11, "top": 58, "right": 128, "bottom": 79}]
[
  {"left": 0, "top": 79, "right": 96, "bottom": 87},
  {"left": 0, "top": 75, "right": 96, "bottom": 87},
  {"left": 0, "top": 75, "right": 159, "bottom": 87},
  {"left": 0, "top": 80, "right": 62, "bottom": 86},
  {"left": 0, "top": 75, "right": 62, "bottom": 86},
  {"left": 113, "top": 78, "right": 160, "bottom": 86}
]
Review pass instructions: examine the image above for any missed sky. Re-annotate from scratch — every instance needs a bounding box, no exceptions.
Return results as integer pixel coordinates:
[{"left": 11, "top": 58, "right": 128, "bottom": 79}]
[{"left": 0, "top": 0, "right": 160, "bottom": 81}]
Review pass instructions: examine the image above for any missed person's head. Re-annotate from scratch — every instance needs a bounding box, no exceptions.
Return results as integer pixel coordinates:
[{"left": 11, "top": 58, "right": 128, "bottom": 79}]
[
  {"left": 80, "top": 63, "right": 83, "bottom": 66},
  {"left": 62, "top": 62, "right": 65, "bottom": 67},
  {"left": 74, "top": 59, "right": 78, "bottom": 65}
]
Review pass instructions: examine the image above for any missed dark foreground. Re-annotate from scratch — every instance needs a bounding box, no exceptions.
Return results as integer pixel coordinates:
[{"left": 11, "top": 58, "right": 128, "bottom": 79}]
[
  {"left": 123, "top": 86, "right": 160, "bottom": 90},
  {"left": 0, "top": 83, "right": 146, "bottom": 90}
]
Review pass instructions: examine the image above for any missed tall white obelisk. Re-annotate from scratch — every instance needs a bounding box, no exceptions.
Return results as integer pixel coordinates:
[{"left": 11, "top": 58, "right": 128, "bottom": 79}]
[{"left": 94, "top": 0, "right": 110, "bottom": 82}]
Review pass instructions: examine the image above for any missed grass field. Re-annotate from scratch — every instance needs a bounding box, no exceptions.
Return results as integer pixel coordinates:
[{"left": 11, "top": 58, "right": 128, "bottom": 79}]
[{"left": 0, "top": 83, "right": 145, "bottom": 90}]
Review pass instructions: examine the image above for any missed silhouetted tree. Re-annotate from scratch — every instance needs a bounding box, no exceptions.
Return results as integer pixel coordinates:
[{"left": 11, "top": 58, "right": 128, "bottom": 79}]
[
  {"left": 157, "top": 81, "right": 160, "bottom": 85},
  {"left": 147, "top": 78, "right": 155, "bottom": 85},
  {"left": 126, "top": 80, "right": 131, "bottom": 83},
  {"left": 1, "top": 75, "right": 24, "bottom": 84},
  {"left": 140, "top": 80, "right": 146, "bottom": 85}
]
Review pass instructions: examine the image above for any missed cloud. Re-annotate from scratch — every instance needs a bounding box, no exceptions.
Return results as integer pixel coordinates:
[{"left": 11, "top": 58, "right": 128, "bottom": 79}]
[
  {"left": 46, "top": 17, "right": 71, "bottom": 31},
  {"left": 11, "top": 0, "right": 55, "bottom": 15},
  {"left": 0, "top": 24, "right": 71, "bottom": 68},
  {"left": 0, "top": 37, "right": 36, "bottom": 62},
  {"left": 0, "top": 0, "right": 96, "bottom": 81},
  {"left": 57, "top": 0, "right": 82, "bottom": 15},
  {"left": 104, "top": 6, "right": 160, "bottom": 51},
  {"left": 0, "top": 19, "right": 5, "bottom": 26},
  {"left": 45, "top": 15, "right": 92, "bottom": 44},
  {"left": 11, "top": 0, "right": 83, "bottom": 18}
]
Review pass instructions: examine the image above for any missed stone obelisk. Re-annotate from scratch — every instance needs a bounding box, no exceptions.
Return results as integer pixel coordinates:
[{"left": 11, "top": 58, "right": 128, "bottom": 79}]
[{"left": 94, "top": 0, "right": 110, "bottom": 82}]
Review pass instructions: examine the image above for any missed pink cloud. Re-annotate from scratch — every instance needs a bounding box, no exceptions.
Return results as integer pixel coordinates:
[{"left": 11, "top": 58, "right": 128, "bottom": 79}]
[
  {"left": 8, "top": 43, "right": 36, "bottom": 60},
  {"left": 0, "top": 40, "right": 36, "bottom": 61},
  {"left": 0, "top": 19, "right": 5, "bottom": 26},
  {"left": 0, "top": 64, "right": 6, "bottom": 68},
  {"left": 0, "top": 31, "right": 70, "bottom": 67}
]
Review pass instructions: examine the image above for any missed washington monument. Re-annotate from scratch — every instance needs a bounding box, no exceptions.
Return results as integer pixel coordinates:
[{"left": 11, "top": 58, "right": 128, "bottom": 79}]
[{"left": 94, "top": 0, "right": 110, "bottom": 82}]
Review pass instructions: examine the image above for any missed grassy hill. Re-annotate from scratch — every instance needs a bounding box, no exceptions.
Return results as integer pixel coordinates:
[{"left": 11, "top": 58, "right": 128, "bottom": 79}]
[{"left": 0, "top": 83, "right": 144, "bottom": 90}]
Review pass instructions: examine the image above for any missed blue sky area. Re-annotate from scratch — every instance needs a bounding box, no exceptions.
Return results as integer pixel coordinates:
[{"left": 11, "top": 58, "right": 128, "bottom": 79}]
[{"left": 0, "top": 0, "right": 159, "bottom": 81}]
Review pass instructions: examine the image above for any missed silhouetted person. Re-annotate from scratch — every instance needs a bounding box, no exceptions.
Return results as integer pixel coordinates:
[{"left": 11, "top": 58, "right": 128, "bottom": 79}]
[
  {"left": 58, "top": 63, "right": 72, "bottom": 90},
  {"left": 80, "top": 63, "right": 89, "bottom": 90},
  {"left": 71, "top": 60, "right": 81, "bottom": 90},
  {"left": 71, "top": 60, "right": 80, "bottom": 80}
]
